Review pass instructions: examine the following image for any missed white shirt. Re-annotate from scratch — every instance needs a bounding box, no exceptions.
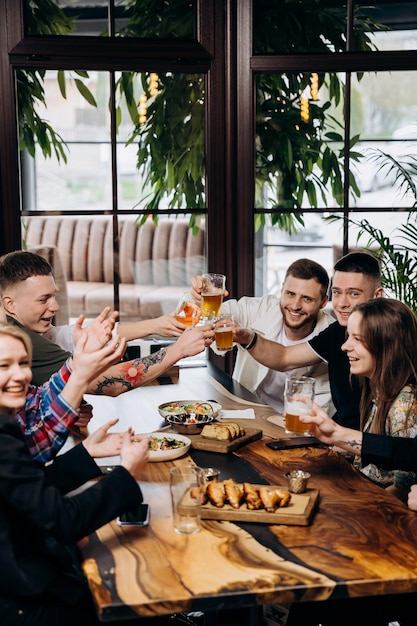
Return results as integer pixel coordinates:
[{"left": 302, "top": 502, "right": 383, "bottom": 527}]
[{"left": 213, "top": 294, "right": 336, "bottom": 416}]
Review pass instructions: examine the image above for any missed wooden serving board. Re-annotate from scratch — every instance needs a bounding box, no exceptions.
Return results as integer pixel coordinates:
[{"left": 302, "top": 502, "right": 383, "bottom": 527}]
[
  {"left": 201, "top": 486, "right": 319, "bottom": 526},
  {"left": 190, "top": 427, "right": 263, "bottom": 453}
]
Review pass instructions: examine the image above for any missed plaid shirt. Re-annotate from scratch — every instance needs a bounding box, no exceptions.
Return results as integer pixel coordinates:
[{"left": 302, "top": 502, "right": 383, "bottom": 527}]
[{"left": 15, "top": 360, "right": 79, "bottom": 463}]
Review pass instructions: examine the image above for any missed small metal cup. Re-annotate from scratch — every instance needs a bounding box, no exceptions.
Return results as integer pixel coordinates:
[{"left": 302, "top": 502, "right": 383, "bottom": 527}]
[
  {"left": 285, "top": 470, "right": 311, "bottom": 494},
  {"left": 202, "top": 467, "right": 220, "bottom": 482}
]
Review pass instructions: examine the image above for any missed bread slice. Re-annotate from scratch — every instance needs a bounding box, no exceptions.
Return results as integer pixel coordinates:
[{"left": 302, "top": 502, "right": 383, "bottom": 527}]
[
  {"left": 222, "top": 422, "right": 246, "bottom": 438},
  {"left": 200, "top": 422, "right": 244, "bottom": 441},
  {"left": 201, "top": 423, "right": 234, "bottom": 441}
]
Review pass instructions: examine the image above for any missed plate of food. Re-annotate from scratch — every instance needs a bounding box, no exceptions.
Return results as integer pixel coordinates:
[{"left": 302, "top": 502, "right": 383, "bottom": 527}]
[
  {"left": 158, "top": 400, "right": 222, "bottom": 420},
  {"left": 136, "top": 432, "right": 191, "bottom": 462}
]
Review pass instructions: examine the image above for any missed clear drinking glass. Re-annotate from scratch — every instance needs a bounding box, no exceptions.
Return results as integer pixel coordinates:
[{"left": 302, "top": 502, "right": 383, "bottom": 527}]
[
  {"left": 214, "top": 314, "right": 234, "bottom": 354},
  {"left": 174, "top": 292, "right": 202, "bottom": 326},
  {"left": 201, "top": 273, "right": 226, "bottom": 320},
  {"left": 284, "top": 376, "right": 315, "bottom": 435},
  {"left": 169, "top": 466, "right": 204, "bottom": 535}
]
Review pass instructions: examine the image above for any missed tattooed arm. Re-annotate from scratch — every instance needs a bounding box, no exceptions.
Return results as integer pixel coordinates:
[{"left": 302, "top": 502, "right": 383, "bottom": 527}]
[
  {"left": 299, "top": 402, "right": 363, "bottom": 455},
  {"left": 86, "top": 324, "right": 214, "bottom": 396}
]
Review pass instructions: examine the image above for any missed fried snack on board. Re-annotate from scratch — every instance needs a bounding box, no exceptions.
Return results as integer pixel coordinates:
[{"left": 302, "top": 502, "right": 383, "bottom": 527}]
[
  {"left": 202, "top": 479, "right": 292, "bottom": 511},
  {"left": 259, "top": 487, "right": 284, "bottom": 512},
  {"left": 243, "top": 482, "right": 263, "bottom": 510},
  {"left": 207, "top": 479, "right": 226, "bottom": 507},
  {"left": 190, "top": 483, "right": 209, "bottom": 504},
  {"left": 274, "top": 488, "right": 291, "bottom": 507},
  {"left": 223, "top": 478, "right": 244, "bottom": 509}
]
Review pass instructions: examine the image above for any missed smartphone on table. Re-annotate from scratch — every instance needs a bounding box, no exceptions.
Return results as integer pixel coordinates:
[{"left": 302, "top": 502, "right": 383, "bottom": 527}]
[
  {"left": 117, "top": 503, "right": 150, "bottom": 527},
  {"left": 265, "top": 436, "right": 324, "bottom": 450}
]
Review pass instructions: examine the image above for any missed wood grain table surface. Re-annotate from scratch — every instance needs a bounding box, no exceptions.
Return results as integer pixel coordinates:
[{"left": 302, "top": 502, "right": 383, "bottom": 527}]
[{"left": 78, "top": 362, "right": 417, "bottom": 623}]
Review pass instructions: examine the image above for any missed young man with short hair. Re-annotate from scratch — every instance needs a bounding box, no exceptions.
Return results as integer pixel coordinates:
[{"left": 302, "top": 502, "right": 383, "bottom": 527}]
[
  {"left": 196, "top": 258, "right": 336, "bottom": 415},
  {"left": 233, "top": 252, "right": 383, "bottom": 429},
  {"left": 0, "top": 250, "right": 214, "bottom": 461}
]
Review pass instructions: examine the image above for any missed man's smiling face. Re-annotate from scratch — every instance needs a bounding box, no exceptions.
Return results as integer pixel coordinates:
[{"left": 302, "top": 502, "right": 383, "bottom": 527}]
[
  {"left": 2, "top": 274, "right": 60, "bottom": 333},
  {"left": 280, "top": 274, "right": 327, "bottom": 334},
  {"left": 330, "top": 271, "right": 381, "bottom": 326}
]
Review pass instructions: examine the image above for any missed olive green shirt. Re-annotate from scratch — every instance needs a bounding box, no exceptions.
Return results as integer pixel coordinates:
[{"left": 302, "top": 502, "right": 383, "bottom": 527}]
[{"left": 6, "top": 316, "right": 71, "bottom": 386}]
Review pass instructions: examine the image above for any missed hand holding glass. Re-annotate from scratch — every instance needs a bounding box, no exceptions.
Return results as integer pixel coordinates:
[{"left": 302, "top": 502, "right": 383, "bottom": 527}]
[
  {"left": 284, "top": 376, "right": 315, "bottom": 435},
  {"left": 214, "top": 314, "right": 234, "bottom": 353},
  {"left": 174, "top": 292, "right": 201, "bottom": 326},
  {"left": 201, "top": 273, "right": 226, "bottom": 320}
]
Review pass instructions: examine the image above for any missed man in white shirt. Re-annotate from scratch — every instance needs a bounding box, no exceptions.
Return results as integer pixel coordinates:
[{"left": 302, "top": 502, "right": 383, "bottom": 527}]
[{"left": 193, "top": 258, "right": 336, "bottom": 415}]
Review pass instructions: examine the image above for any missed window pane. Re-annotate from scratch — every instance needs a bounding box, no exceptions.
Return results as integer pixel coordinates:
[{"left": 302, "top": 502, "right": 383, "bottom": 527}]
[
  {"left": 255, "top": 214, "right": 340, "bottom": 297},
  {"left": 355, "top": 2, "right": 417, "bottom": 51},
  {"left": 18, "top": 67, "right": 207, "bottom": 322},
  {"left": 24, "top": 0, "right": 196, "bottom": 38},
  {"left": 253, "top": 1, "right": 349, "bottom": 54},
  {"left": 350, "top": 70, "right": 417, "bottom": 208},
  {"left": 19, "top": 69, "right": 206, "bottom": 212},
  {"left": 23, "top": 213, "right": 206, "bottom": 323},
  {"left": 255, "top": 72, "right": 346, "bottom": 212}
]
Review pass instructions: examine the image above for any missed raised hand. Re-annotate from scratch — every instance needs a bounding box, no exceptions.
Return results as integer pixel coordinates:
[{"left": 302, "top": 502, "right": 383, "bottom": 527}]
[
  {"left": 70, "top": 332, "right": 127, "bottom": 387},
  {"left": 82, "top": 418, "right": 125, "bottom": 458},
  {"left": 74, "top": 307, "right": 119, "bottom": 352},
  {"left": 120, "top": 432, "right": 149, "bottom": 478},
  {"left": 174, "top": 323, "right": 215, "bottom": 358}
]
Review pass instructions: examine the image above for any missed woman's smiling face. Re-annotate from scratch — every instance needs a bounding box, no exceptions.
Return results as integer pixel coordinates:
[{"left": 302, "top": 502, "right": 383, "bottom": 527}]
[
  {"left": 0, "top": 335, "right": 32, "bottom": 413},
  {"left": 341, "top": 311, "right": 375, "bottom": 379}
]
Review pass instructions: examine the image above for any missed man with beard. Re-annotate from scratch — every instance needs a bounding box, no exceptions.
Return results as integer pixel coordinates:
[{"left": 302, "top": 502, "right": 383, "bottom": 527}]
[
  {"left": 193, "top": 258, "right": 335, "bottom": 415},
  {"left": 232, "top": 252, "right": 384, "bottom": 430}
]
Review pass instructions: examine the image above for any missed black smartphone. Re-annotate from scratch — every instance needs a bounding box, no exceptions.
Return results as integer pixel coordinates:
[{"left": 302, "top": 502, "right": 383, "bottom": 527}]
[
  {"left": 117, "top": 503, "right": 150, "bottom": 527},
  {"left": 265, "top": 436, "right": 324, "bottom": 450}
]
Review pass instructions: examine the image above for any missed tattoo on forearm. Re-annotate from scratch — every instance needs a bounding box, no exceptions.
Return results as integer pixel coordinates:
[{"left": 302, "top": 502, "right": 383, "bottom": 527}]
[
  {"left": 95, "top": 377, "right": 134, "bottom": 394},
  {"left": 93, "top": 348, "right": 168, "bottom": 394},
  {"left": 131, "top": 348, "right": 167, "bottom": 372},
  {"left": 337, "top": 438, "right": 362, "bottom": 454}
]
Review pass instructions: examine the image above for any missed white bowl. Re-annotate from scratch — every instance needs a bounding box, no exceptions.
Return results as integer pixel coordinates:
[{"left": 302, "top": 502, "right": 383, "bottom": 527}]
[{"left": 138, "top": 432, "right": 191, "bottom": 462}]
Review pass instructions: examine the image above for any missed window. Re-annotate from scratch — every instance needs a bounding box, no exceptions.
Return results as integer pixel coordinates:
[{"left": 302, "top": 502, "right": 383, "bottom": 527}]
[{"left": 1, "top": 0, "right": 417, "bottom": 363}]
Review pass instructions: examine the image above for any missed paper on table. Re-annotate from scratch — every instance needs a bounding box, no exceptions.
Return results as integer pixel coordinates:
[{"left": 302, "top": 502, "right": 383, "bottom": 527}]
[{"left": 219, "top": 409, "right": 256, "bottom": 420}]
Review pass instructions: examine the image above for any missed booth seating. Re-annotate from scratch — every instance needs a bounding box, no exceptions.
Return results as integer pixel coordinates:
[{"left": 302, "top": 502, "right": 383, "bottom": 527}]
[{"left": 25, "top": 215, "right": 206, "bottom": 323}]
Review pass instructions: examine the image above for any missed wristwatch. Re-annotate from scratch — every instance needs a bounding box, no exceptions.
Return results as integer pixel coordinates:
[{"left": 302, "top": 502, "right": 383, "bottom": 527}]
[{"left": 242, "top": 331, "right": 258, "bottom": 350}]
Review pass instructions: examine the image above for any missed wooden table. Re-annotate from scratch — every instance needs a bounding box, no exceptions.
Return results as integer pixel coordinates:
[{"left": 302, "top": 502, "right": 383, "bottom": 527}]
[{"left": 78, "top": 363, "right": 417, "bottom": 623}]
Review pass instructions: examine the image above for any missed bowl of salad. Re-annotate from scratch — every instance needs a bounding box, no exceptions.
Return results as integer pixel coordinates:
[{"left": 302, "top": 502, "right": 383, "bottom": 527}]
[
  {"left": 135, "top": 433, "right": 191, "bottom": 462},
  {"left": 158, "top": 400, "right": 221, "bottom": 420}
]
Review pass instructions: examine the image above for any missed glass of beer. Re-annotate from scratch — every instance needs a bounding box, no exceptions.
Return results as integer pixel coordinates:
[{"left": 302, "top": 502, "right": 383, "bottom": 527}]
[
  {"left": 174, "top": 292, "right": 201, "bottom": 326},
  {"left": 201, "top": 273, "right": 226, "bottom": 320},
  {"left": 284, "top": 376, "right": 315, "bottom": 435},
  {"left": 214, "top": 314, "right": 234, "bottom": 353}
]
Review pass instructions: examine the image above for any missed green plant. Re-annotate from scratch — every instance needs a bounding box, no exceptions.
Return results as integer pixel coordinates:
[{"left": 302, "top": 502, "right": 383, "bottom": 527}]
[
  {"left": 253, "top": 0, "right": 383, "bottom": 230},
  {"left": 18, "top": 0, "right": 97, "bottom": 162},
  {"left": 19, "top": 0, "right": 382, "bottom": 235},
  {"left": 328, "top": 149, "right": 417, "bottom": 313}
]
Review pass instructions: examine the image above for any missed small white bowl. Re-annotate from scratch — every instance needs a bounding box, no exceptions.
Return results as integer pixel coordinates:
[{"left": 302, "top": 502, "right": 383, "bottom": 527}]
[{"left": 137, "top": 432, "right": 191, "bottom": 462}]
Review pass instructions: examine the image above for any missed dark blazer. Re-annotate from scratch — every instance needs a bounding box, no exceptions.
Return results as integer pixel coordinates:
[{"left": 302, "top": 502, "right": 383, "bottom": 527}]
[
  {"left": 0, "top": 413, "right": 142, "bottom": 601},
  {"left": 362, "top": 432, "right": 417, "bottom": 472}
]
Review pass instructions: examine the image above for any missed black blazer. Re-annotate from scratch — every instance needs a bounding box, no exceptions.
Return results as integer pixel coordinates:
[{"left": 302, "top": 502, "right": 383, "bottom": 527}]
[{"left": 0, "top": 413, "right": 142, "bottom": 600}]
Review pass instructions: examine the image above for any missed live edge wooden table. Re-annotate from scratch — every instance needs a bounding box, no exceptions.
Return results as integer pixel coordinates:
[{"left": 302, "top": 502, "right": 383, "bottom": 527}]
[{"left": 78, "top": 362, "right": 417, "bottom": 623}]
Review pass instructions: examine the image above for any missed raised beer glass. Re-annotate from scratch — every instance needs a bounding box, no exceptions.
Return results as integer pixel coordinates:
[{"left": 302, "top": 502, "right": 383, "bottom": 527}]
[
  {"left": 284, "top": 376, "right": 315, "bottom": 435},
  {"left": 201, "top": 273, "right": 226, "bottom": 320}
]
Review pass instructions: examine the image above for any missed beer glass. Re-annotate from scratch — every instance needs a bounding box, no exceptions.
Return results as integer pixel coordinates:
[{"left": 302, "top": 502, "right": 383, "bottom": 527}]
[
  {"left": 284, "top": 376, "right": 315, "bottom": 435},
  {"left": 214, "top": 314, "right": 234, "bottom": 353},
  {"left": 201, "top": 273, "right": 226, "bottom": 320}
]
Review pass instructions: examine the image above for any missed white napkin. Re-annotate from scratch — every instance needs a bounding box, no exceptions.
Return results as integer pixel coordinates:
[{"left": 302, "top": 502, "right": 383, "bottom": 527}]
[{"left": 219, "top": 409, "right": 256, "bottom": 420}]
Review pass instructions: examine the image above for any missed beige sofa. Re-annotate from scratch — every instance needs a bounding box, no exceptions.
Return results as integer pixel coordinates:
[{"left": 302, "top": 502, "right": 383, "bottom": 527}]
[{"left": 25, "top": 215, "right": 206, "bottom": 322}]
